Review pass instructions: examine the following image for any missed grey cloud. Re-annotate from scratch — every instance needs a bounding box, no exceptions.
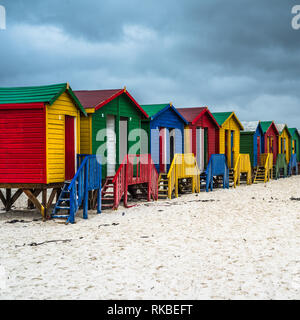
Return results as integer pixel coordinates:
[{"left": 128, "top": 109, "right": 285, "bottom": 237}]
[{"left": 0, "top": 0, "right": 300, "bottom": 126}]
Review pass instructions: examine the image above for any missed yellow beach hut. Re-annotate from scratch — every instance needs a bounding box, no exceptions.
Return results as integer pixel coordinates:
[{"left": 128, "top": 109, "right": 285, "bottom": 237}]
[{"left": 275, "top": 124, "right": 291, "bottom": 164}]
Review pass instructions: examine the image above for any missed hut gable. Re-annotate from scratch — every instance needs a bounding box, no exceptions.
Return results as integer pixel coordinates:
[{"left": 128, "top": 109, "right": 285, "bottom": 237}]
[
  {"left": 212, "top": 112, "right": 244, "bottom": 131},
  {"left": 240, "top": 121, "right": 264, "bottom": 167},
  {"left": 177, "top": 107, "right": 220, "bottom": 128}
]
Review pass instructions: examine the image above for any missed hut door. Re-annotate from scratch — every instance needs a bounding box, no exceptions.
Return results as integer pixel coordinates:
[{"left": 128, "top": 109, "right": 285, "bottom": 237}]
[
  {"left": 225, "top": 130, "right": 228, "bottom": 163},
  {"left": 169, "top": 129, "right": 175, "bottom": 167},
  {"left": 204, "top": 128, "right": 208, "bottom": 168},
  {"left": 65, "top": 116, "right": 75, "bottom": 181},
  {"left": 106, "top": 115, "right": 116, "bottom": 176},
  {"left": 231, "top": 131, "right": 234, "bottom": 168},
  {"left": 292, "top": 140, "right": 296, "bottom": 154},
  {"left": 159, "top": 128, "right": 166, "bottom": 173},
  {"left": 196, "top": 128, "right": 201, "bottom": 171},
  {"left": 257, "top": 136, "right": 260, "bottom": 166},
  {"left": 119, "top": 117, "right": 128, "bottom": 163}
]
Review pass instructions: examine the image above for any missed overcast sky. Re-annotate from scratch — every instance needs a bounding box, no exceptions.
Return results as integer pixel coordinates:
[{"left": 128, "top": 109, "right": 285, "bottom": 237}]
[{"left": 0, "top": 0, "right": 300, "bottom": 126}]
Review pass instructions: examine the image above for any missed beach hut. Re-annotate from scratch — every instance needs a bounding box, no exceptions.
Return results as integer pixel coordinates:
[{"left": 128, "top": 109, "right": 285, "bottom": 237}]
[
  {"left": 0, "top": 83, "right": 89, "bottom": 220},
  {"left": 74, "top": 88, "right": 148, "bottom": 179},
  {"left": 177, "top": 107, "right": 220, "bottom": 172},
  {"left": 240, "top": 121, "right": 264, "bottom": 168},
  {"left": 140, "top": 103, "right": 188, "bottom": 173},
  {"left": 74, "top": 88, "right": 159, "bottom": 209},
  {"left": 275, "top": 124, "right": 291, "bottom": 164},
  {"left": 211, "top": 112, "right": 244, "bottom": 168},
  {"left": 287, "top": 128, "right": 300, "bottom": 175},
  {"left": 288, "top": 128, "right": 300, "bottom": 162},
  {"left": 260, "top": 121, "right": 279, "bottom": 165}
]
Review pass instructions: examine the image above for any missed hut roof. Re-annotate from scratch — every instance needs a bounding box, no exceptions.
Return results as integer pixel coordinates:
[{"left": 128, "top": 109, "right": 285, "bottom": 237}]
[
  {"left": 260, "top": 121, "right": 279, "bottom": 135},
  {"left": 140, "top": 103, "right": 188, "bottom": 123},
  {"left": 241, "top": 121, "right": 260, "bottom": 133},
  {"left": 74, "top": 88, "right": 148, "bottom": 118},
  {"left": 177, "top": 107, "right": 220, "bottom": 127},
  {"left": 211, "top": 111, "right": 244, "bottom": 130},
  {"left": 288, "top": 128, "right": 300, "bottom": 139},
  {"left": 275, "top": 123, "right": 290, "bottom": 136},
  {"left": 0, "top": 83, "right": 86, "bottom": 115}
]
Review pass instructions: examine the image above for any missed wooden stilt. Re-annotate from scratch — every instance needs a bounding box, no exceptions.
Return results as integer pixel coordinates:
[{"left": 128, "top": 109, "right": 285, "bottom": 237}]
[
  {"left": 0, "top": 190, "right": 6, "bottom": 207},
  {"left": 23, "top": 189, "right": 45, "bottom": 220},
  {"left": 6, "top": 189, "right": 11, "bottom": 204},
  {"left": 42, "top": 189, "right": 47, "bottom": 220},
  {"left": 47, "top": 188, "right": 58, "bottom": 212},
  {"left": 28, "top": 189, "right": 42, "bottom": 209},
  {"left": 5, "top": 189, "right": 23, "bottom": 212}
]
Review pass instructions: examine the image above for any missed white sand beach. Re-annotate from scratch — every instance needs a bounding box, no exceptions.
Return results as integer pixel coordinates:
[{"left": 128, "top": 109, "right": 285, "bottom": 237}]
[{"left": 0, "top": 176, "right": 300, "bottom": 300}]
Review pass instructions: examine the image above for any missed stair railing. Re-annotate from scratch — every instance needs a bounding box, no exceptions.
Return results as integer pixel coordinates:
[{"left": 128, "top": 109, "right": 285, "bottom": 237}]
[
  {"left": 67, "top": 155, "right": 102, "bottom": 224},
  {"left": 233, "top": 154, "right": 241, "bottom": 188},
  {"left": 275, "top": 154, "right": 288, "bottom": 179},
  {"left": 288, "top": 153, "right": 298, "bottom": 176},
  {"left": 205, "top": 154, "right": 229, "bottom": 192},
  {"left": 112, "top": 155, "right": 127, "bottom": 209},
  {"left": 149, "top": 155, "right": 159, "bottom": 201},
  {"left": 112, "top": 154, "right": 159, "bottom": 209},
  {"left": 167, "top": 153, "right": 200, "bottom": 199}
]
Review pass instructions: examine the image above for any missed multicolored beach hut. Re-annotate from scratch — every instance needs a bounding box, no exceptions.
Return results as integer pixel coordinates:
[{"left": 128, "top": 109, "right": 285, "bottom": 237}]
[
  {"left": 288, "top": 128, "right": 300, "bottom": 162},
  {"left": 240, "top": 121, "right": 264, "bottom": 168},
  {"left": 0, "top": 83, "right": 87, "bottom": 219},
  {"left": 211, "top": 112, "right": 244, "bottom": 168},
  {"left": 260, "top": 121, "right": 279, "bottom": 165},
  {"left": 275, "top": 124, "right": 291, "bottom": 164},
  {"left": 74, "top": 88, "right": 148, "bottom": 179},
  {"left": 177, "top": 107, "right": 220, "bottom": 172},
  {"left": 140, "top": 103, "right": 188, "bottom": 173}
]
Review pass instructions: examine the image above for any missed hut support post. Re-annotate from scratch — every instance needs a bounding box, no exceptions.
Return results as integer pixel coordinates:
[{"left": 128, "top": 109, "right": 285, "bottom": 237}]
[
  {"left": 4, "top": 189, "right": 23, "bottom": 212},
  {"left": 0, "top": 190, "right": 6, "bottom": 208}
]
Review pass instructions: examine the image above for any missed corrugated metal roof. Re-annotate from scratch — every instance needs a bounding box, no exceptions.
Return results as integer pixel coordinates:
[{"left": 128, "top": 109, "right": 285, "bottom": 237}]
[
  {"left": 74, "top": 89, "right": 123, "bottom": 109},
  {"left": 177, "top": 107, "right": 207, "bottom": 123},
  {"left": 275, "top": 123, "right": 287, "bottom": 134},
  {"left": 0, "top": 83, "right": 86, "bottom": 115},
  {"left": 0, "top": 83, "right": 65, "bottom": 104},
  {"left": 241, "top": 121, "right": 259, "bottom": 132},
  {"left": 140, "top": 104, "right": 169, "bottom": 117}
]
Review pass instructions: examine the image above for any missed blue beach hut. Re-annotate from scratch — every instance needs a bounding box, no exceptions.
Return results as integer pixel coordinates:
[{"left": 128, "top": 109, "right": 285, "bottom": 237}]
[{"left": 140, "top": 103, "right": 188, "bottom": 173}]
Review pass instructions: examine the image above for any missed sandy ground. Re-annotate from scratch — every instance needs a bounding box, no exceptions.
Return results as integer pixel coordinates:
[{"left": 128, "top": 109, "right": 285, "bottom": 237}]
[{"left": 0, "top": 176, "right": 299, "bottom": 300}]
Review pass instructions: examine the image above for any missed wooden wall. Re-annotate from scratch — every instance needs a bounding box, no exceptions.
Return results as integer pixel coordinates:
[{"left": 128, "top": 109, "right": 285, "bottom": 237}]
[
  {"left": 46, "top": 92, "right": 81, "bottom": 183},
  {"left": 0, "top": 106, "right": 46, "bottom": 183}
]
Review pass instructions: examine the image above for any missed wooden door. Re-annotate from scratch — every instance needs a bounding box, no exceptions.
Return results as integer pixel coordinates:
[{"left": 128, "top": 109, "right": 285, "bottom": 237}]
[
  {"left": 119, "top": 117, "right": 128, "bottom": 163},
  {"left": 204, "top": 128, "right": 208, "bottom": 168},
  {"left": 65, "top": 116, "right": 75, "bottom": 181},
  {"left": 196, "top": 128, "right": 203, "bottom": 171},
  {"left": 169, "top": 129, "right": 175, "bottom": 166},
  {"left": 231, "top": 131, "right": 234, "bottom": 168},
  {"left": 159, "top": 128, "right": 166, "bottom": 173},
  {"left": 106, "top": 115, "right": 116, "bottom": 176},
  {"left": 225, "top": 130, "right": 228, "bottom": 165}
]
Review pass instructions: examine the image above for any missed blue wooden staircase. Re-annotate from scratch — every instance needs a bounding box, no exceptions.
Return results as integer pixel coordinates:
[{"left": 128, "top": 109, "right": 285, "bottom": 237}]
[
  {"left": 204, "top": 154, "right": 229, "bottom": 192},
  {"left": 288, "top": 154, "right": 298, "bottom": 176},
  {"left": 52, "top": 154, "right": 102, "bottom": 224}
]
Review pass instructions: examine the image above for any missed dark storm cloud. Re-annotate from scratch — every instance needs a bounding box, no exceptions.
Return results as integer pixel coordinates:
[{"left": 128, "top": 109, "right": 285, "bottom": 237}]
[{"left": 0, "top": 0, "right": 300, "bottom": 126}]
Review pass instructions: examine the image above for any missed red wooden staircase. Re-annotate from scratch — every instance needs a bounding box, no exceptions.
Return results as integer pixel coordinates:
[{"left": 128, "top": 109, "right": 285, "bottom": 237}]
[{"left": 101, "top": 154, "right": 158, "bottom": 210}]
